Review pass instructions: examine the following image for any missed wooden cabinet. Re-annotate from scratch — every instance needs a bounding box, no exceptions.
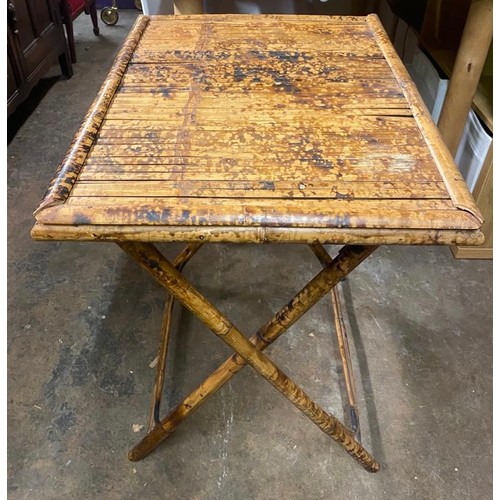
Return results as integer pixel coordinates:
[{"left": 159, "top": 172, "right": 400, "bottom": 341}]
[
  {"left": 452, "top": 143, "right": 493, "bottom": 258},
  {"left": 7, "top": 0, "right": 72, "bottom": 117},
  {"left": 7, "top": 38, "right": 21, "bottom": 103},
  {"left": 422, "top": 0, "right": 493, "bottom": 259}
]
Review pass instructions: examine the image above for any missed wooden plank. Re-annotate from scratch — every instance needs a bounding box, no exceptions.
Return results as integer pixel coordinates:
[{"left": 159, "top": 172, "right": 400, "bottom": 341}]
[
  {"left": 70, "top": 179, "right": 449, "bottom": 199},
  {"left": 142, "top": 21, "right": 371, "bottom": 35},
  {"left": 147, "top": 14, "right": 368, "bottom": 23},
  {"left": 437, "top": 0, "right": 493, "bottom": 156},
  {"left": 92, "top": 135, "right": 424, "bottom": 149},
  {"left": 116, "top": 86, "right": 404, "bottom": 99},
  {"left": 134, "top": 38, "right": 381, "bottom": 49},
  {"left": 122, "top": 59, "right": 396, "bottom": 82},
  {"left": 82, "top": 155, "right": 436, "bottom": 179},
  {"left": 139, "top": 26, "right": 376, "bottom": 45},
  {"left": 120, "top": 76, "right": 399, "bottom": 90},
  {"left": 98, "top": 116, "right": 420, "bottom": 133},
  {"left": 83, "top": 158, "right": 434, "bottom": 184},
  {"left": 142, "top": 22, "right": 371, "bottom": 32},
  {"left": 86, "top": 142, "right": 429, "bottom": 160},
  {"left": 108, "top": 93, "right": 408, "bottom": 108},
  {"left": 131, "top": 49, "right": 385, "bottom": 63},
  {"left": 119, "top": 80, "right": 401, "bottom": 94},
  {"left": 103, "top": 108, "right": 413, "bottom": 121},
  {"left": 54, "top": 197, "right": 456, "bottom": 210},
  {"left": 80, "top": 150, "right": 442, "bottom": 176},
  {"left": 110, "top": 83, "right": 409, "bottom": 103},
  {"left": 134, "top": 39, "right": 381, "bottom": 55},
  {"left": 129, "top": 48, "right": 383, "bottom": 59},
  {"left": 451, "top": 246, "right": 492, "bottom": 259},
  {"left": 83, "top": 148, "right": 433, "bottom": 165},
  {"left": 134, "top": 40, "right": 381, "bottom": 53},
  {"left": 78, "top": 169, "right": 444, "bottom": 184},
  {"left": 94, "top": 131, "right": 426, "bottom": 149},
  {"left": 78, "top": 165, "right": 443, "bottom": 183},
  {"left": 94, "top": 129, "right": 425, "bottom": 145}
]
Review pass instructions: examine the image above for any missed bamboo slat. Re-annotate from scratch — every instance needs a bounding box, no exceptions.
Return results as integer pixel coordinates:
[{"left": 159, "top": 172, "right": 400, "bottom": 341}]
[
  {"left": 97, "top": 115, "right": 418, "bottom": 129},
  {"left": 70, "top": 180, "right": 449, "bottom": 199},
  {"left": 32, "top": 14, "right": 483, "bottom": 245},
  {"left": 141, "top": 20, "right": 370, "bottom": 34},
  {"left": 93, "top": 132, "right": 423, "bottom": 147},
  {"left": 108, "top": 93, "right": 408, "bottom": 108},
  {"left": 85, "top": 143, "right": 430, "bottom": 162},
  {"left": 147, "top": 14, "right": 366, "bottom": 23},
  {"left": 122, "top": 59, "right": 396, "bottom": 82},
  {"left": 77, "top": 171, "right": 445, "bottom": 184},
  {"left": 95, "top": 118, "right": 421, "bottom": 135}
]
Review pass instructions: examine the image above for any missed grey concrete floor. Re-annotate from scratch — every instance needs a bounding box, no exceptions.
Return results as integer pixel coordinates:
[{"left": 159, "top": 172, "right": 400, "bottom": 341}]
[{"left": 8, "top": 10, "right": 492, "bottom": 500}]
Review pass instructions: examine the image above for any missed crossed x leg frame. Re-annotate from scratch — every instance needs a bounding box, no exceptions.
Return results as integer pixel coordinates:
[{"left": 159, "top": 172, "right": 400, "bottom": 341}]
[{"left": 118, "top": 241, "right": 380, "bottom": 473}]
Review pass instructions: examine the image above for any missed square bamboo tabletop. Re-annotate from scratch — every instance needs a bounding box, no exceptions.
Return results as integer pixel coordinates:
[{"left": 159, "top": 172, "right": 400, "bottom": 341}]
[{"left": 32, "top": 14, "right": 483, "bottom": 246}]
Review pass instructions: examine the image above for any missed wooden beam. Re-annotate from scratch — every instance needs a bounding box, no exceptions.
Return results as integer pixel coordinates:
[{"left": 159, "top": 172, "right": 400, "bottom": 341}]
[{"left": 437, "top": 0, "right": 493, "bottom": 156}]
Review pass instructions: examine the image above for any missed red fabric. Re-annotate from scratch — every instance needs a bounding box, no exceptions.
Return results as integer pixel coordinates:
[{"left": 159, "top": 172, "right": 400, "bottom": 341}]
[{"left": 68, "top": 0, "right": 85, "bottom": 17}]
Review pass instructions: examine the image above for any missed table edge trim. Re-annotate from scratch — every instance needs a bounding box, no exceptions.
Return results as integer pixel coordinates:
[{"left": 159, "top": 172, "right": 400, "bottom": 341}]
[
  {"left": 366, "top": 13, "right": 484, "bottom": 228},
  {"left": 33, "top": 15, "right": 151, "bottom": 217},
  {"left": 30, "top": 223, "right": 485, "bottom": 246}
]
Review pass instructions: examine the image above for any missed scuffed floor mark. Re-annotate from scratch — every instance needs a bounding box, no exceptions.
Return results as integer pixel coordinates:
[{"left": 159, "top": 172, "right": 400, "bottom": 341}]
[
  {"left": 216, "top": 382, "right": 234, "bottom": 490},
  {"left": 44, "top": 346, "right": 77, "bottom": 452},
  {"left": 369, "top": 313, "right": 386, "bottom": 338}
]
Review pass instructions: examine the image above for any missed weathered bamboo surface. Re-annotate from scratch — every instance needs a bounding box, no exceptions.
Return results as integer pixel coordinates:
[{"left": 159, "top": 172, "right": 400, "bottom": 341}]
[
  {"left": 31, "top": 223, "right": 484, "bottom": 247},
  {"left": 33, "top": 14, "right": 483, "bottom": 244}
]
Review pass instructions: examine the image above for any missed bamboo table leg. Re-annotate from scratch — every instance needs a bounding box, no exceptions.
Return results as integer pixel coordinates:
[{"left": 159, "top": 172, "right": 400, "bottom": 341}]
[
  {"left": 148, "top": 295, "right": 174, "bottom": 431},
  {"left": 130, "top": 244, "right": 375, "bottom": 462},
  {"left": 147, "top": 243, "right": 203, "bottom": 431},
  {"left": 119, "top": 242, "right": 380, "bottom": 472},
  {"left": 308, "top": 243, "right": 361, "bottom": 442}
]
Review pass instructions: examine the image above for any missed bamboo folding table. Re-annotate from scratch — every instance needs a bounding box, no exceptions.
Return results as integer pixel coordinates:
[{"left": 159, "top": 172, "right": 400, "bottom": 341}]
[{"left": 31, "top": 14, "right": 484, "bottom": 473}]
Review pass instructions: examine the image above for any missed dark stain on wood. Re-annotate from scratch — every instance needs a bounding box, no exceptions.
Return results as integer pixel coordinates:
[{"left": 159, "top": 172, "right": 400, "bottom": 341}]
[
  {"left": 233, "top": 66, "right": 246, "bottom": 81},
  {"left": 260, "top": 181, "right": 276, "bottom": 191},
  {"left": 272, "top": 73, "right": 299, "bottom": 94},
  {"left": 272, "top": 50, "right": 313, "bottom": 62},
  {"left": 73, "top": 213, "right": 92, "bottom": 224},
  {"left": 160, "top": 87, "right": 172, "bottom": 98},
  {"left": 310, "top": 151, "right": 334, "bottom": 169},
  {"left": 138, "top": 209, "right": 172, "bottom": 223}
]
